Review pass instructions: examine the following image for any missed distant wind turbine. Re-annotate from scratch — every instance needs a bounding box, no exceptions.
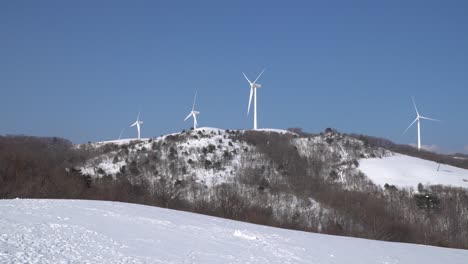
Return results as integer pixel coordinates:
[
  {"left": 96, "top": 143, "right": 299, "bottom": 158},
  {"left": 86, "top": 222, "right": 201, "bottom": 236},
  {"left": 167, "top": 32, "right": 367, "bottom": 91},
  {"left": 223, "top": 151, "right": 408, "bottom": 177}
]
[
  {"left": 403, "top": 97, "right": 440, "bottom": 150},
  {"left": 130, "top": 112, "right": 143, "bottom": 140},
  {"left": 243, "top": 68, "right": 265, "bottom": 130},
  {"left": 118, "top": 128, "right": 126, "bottom": 140},
  {"left": 184, "top": 91, "right": 200, "bottom": 129}
]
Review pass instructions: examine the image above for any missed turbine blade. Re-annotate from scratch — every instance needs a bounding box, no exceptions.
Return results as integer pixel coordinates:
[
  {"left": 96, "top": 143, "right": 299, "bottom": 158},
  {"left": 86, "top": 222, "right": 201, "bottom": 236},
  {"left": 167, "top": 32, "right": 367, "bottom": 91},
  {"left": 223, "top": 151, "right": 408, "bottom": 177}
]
[
  {"left": 184, "top": 112, "right": 192, "bottom": 121},
  {"left": 242, "top": 72, "right": 252, "bottom": 84},
  {"left": 192, "top": 91, "right": 197, "bottom": 111},
  {"left": 194, "top": 114, "right": 198, "bottom": 127},
  {"left": 403, "top": 117, "right": 418, "bottom": 135},
  {"left": 420, "top": 116, "right": 441, "bottom": 122},
  {"left": 412, "top": 97, "right": 419, "bottom": 116},
  {"left": 252, "top": 68, "right": 266, "bottom": 85},
  {"left": 247, "top": 87, "right": 253, "bottom": 114}
]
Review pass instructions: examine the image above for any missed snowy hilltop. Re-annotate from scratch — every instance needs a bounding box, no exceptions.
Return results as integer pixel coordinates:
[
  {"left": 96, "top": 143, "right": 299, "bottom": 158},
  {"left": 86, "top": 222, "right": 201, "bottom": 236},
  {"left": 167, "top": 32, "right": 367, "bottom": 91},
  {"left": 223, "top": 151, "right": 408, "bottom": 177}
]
[
  {"left": 1, "top": 199, "right": 468, "bottom": 264},
  {"left": 78, "top": 127, "right": 385, "bottom": 188}
]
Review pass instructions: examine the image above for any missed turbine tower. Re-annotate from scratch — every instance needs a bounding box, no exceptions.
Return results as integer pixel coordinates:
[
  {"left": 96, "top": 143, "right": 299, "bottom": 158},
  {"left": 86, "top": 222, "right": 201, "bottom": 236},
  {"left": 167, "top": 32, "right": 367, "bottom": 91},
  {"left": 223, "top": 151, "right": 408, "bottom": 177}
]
[
  {"left": 243, "top": 68, "right": 265, "bottom": 130},
  {"left": 403, "top": 97, "right": 440, "bottom": 150},
  {"left": 130, "top": 112, "right": 143, "bottom": 140},
  {"left": 184, "top": 91, "right": 200, "bottom": 129}
]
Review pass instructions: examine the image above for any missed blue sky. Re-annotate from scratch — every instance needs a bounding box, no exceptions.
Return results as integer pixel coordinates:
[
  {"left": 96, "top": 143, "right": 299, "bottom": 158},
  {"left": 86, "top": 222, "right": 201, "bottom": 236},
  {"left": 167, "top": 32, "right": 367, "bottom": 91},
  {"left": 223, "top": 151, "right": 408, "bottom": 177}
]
[{"left": 1, "top": 1, "right": 467, "bottom": 153}]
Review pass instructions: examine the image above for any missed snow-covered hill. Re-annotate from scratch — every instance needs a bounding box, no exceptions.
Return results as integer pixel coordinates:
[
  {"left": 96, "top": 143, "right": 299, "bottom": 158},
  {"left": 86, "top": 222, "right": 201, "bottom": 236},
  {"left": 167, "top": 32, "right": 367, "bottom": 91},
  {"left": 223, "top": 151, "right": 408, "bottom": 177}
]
[
  {"left": 360, "top": 153, "right": 468, "bottom": 189},
  {"left": 79, "top": 127, "right": 253, "bottom": 185},
  {"left": 78, "top": 127, "right": 381, "bottom": 187},
  {"left": 81, "top": 128, "right": 468, "bottom": 192},
  {"left": 67, "top": 128, "right": 468, "bottom": 249},
  {"left": 1, "top": 199, "right": 467, "bottom": 264},
  {"left": 75, "top": 128, "right": 385, "bottom": 228}
]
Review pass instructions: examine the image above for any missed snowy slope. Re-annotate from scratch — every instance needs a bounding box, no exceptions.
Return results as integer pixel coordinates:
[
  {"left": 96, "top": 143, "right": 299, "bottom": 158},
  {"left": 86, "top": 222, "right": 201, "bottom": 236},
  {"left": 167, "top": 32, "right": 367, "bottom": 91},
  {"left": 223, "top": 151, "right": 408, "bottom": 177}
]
[
  {"left": 250, "top": 128, "right": 298, "bottom": 135},
  {"left": 1, "top": 199, "right": 468, "bottom": 264},
  {"left": 79, "top": 127, "right": 262, "bottom": 187},
  {"left": 360, "top": 153, "right": 468, "bottom": 189},
  {"left": 90, "top": 138, "right": 150, "bottom": 146}
]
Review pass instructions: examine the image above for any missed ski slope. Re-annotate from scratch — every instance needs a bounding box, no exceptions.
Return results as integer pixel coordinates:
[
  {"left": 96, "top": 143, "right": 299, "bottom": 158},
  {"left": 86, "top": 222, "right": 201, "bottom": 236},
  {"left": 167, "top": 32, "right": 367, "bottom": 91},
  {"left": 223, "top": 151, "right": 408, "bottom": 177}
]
[
  {"left": 1, "top": 199, "right": 467, "bottom": 263},
  {"left": 360, "top": 153, "right": 468, "bottom": 189}
]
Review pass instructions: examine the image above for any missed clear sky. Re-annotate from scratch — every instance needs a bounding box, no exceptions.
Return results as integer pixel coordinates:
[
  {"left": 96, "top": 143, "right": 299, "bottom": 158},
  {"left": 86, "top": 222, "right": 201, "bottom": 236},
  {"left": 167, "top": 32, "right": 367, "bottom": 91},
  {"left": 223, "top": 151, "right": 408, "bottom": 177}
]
[{"left": 1, "top": 1, "right": 467, "bottom": 153}]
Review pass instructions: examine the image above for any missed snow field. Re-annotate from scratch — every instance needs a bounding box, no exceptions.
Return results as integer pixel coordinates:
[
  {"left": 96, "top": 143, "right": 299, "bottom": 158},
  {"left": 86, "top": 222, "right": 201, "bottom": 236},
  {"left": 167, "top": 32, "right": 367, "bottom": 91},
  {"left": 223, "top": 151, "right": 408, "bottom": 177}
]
[
  {"left": 1, "top": 199, "right": 468, "bottom": 264},
  {"left": 359, "top": 153, "right": 468, "bottom": 189}
]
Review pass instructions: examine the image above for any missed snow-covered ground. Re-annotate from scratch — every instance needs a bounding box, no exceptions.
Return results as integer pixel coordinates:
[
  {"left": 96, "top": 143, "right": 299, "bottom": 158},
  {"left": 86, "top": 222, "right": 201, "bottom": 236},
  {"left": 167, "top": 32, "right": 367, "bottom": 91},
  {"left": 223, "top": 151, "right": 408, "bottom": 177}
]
[
  {"left": 1, "top": 199, "right": 467, "bottom": 264},
  {"left": 93, "top": 138, "right": 150, "bottom": 146},
  {"left": 250, "top": 128, "right": 298, "bottom": 135},
  {"left": 360, "top": 153, "right": 468, "bottom": 189}
]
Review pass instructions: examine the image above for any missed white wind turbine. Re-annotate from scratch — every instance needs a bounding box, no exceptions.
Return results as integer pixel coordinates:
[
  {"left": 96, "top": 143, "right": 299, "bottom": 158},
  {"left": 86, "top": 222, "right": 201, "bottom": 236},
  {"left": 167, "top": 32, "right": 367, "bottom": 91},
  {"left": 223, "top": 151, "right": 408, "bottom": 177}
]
[
  {"left": 184, "top": 91, "right": 200, "bottom": 129},
  {"left": 243, "top": 68, "right": 265, "bottom": 130},
  {"left": 118, "top": 128, "right": 126, "bottom": 140},
  {"left": 130, "top": 112, "right": 143, "bottom": 140},
  {"left": 403, "top": 97, "right": 440, "bottom": 150}
]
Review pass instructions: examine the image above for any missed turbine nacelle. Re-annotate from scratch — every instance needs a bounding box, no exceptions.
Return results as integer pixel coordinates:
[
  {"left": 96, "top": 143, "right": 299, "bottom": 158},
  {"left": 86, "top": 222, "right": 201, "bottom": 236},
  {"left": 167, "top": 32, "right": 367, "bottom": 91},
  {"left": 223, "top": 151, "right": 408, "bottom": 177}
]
[
  {"left": 130, "top": 121, "right": 143, "bottom": 127},
  {"left": 184, "top": 111, "right": 200, "bottom": 121}
]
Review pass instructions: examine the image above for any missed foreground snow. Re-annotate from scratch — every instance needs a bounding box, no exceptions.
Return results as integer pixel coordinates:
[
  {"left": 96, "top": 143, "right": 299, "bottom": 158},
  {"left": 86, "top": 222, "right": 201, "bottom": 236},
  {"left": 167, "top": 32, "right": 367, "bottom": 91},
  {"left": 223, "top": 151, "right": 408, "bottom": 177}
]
[
  {"left": 1, "top": 200, "right": 467, "bottom": 263},
  {"left": 360, "top": 153, "right": 468, "bottom": 189}
]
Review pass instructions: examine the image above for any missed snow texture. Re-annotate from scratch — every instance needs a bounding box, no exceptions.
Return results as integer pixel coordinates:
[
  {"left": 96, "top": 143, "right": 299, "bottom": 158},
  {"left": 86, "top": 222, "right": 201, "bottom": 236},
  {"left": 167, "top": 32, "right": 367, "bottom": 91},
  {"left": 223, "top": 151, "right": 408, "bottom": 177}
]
[
  {"left": 1, "top": 199, "right": 467, "bottom": 263},
  {"left": 360, "top": 153, "right": 468, "bottom": 189},
  {"left": 93, "top": 138, "right": 150, "bottom": 146},
  {"left": 249, "top": 128, "right": 298, "bottom": 135}
]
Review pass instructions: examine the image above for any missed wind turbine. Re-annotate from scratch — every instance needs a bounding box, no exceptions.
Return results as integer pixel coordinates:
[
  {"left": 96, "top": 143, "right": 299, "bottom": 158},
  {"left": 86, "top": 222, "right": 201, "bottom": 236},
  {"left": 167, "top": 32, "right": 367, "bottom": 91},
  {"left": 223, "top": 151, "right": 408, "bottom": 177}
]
[
  {"left": 243, "top": 68, "right": 265, "bottom": 130},
  {"left": 403, "top": 97, "right": 440, "bottom": 150},
  {"left": 130, "top": 112, "right": 143, "bottom": 140},
  {"left": 118, "top": 128, "right": 126, "bottom": 140},
  {"left": 184, "top": 91, "right": 200, "bottom": 129}
]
